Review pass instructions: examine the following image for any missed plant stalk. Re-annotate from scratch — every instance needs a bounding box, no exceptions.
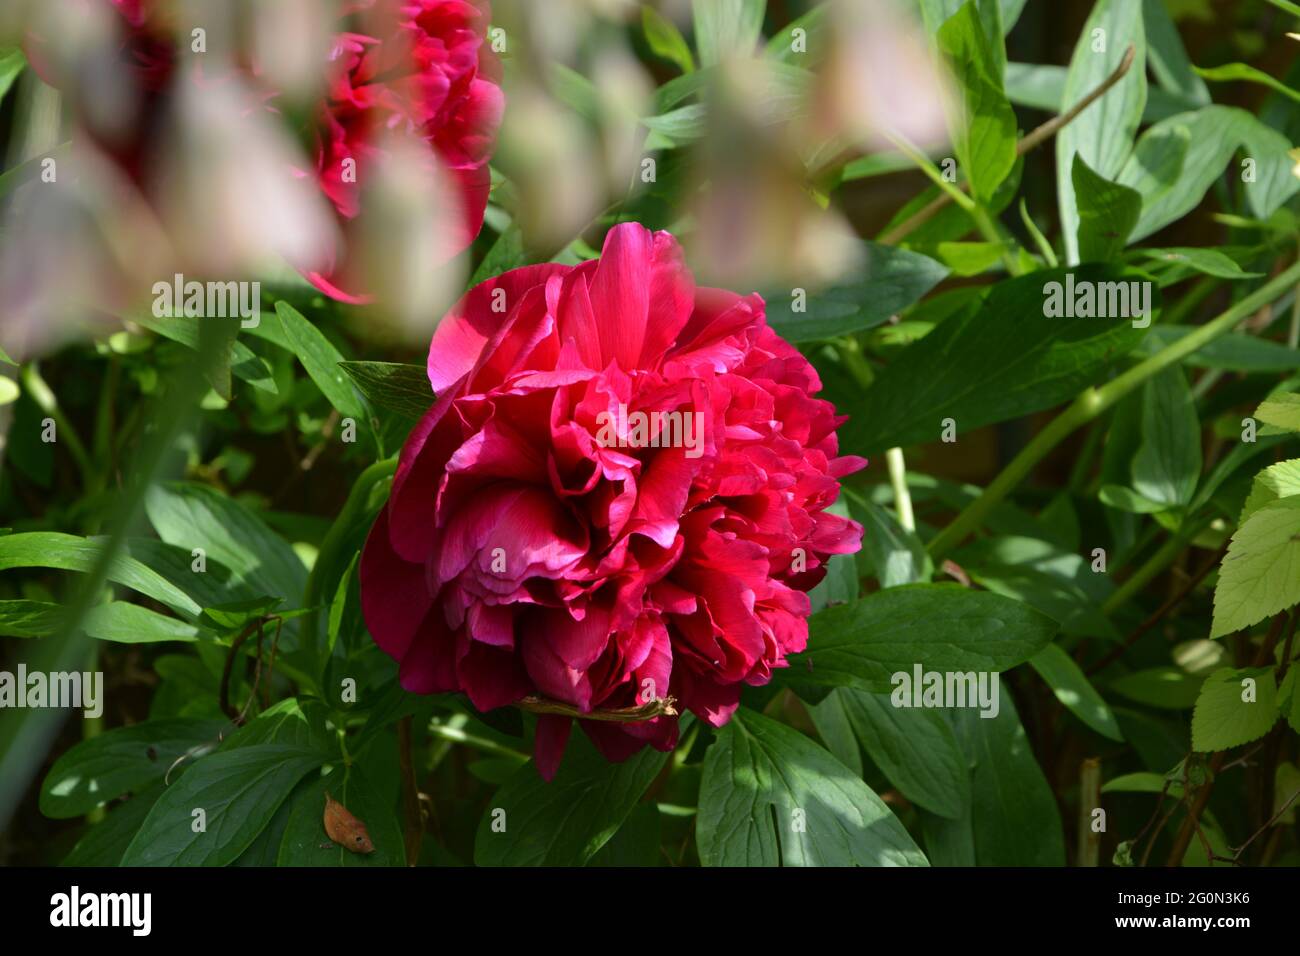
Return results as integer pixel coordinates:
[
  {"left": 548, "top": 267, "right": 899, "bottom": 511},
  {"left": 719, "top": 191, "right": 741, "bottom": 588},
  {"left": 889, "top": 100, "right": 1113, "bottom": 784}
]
[{"left": 928, "top": 260, "right": 1300, "bottom": 559}]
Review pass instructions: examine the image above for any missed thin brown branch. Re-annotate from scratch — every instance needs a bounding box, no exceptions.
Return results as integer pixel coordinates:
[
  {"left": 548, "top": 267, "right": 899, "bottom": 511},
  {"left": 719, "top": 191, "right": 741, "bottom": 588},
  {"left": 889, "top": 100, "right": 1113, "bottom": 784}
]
[
  {"left": 1166, "top": 613, "right": 1290, "bottom": 865},
  {"left": 515, "top": 695, "right": 678, "bottom": 723},
  {"left": 1078, "top": 757, "right": 1102, "bottom": 866},
  {"left": 1087, "top": 544, "right": 1226, "bottom": 676},
  {"left": 1232, "top": 787, "right": 1300, "bottom": 863},
  {"left": 218, "top": 619, "right": 262, "bottom": 722},
  {"left": 878, "top": 44, "right": 1137, "bottom": 246},
  {"left": 1166, "top": 752, "right": 1225, "bottom": 866}
]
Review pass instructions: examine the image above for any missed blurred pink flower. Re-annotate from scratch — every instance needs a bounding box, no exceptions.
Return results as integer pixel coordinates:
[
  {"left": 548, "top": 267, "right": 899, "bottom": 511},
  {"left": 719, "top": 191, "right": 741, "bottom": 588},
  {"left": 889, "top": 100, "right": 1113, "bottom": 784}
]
[
  {"left": 308, "top": 0, "right": 503, "bottom": 301},
  {"left": 360, "top": 223, "right": 864, "bottom": 779},
  {"left": 23, "top": 0, "right": 502, "bottom": 303}
]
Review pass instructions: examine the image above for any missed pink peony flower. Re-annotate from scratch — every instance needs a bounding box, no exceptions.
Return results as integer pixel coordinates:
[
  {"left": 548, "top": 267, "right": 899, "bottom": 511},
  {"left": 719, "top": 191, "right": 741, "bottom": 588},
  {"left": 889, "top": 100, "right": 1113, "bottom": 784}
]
[
  {"left": 26, "top": 0, "right": 502, "bottom": 302},
  {"left": 360, "top": 223, "right": 865, "bottom": 779},
  {"left": 23, "top": 0, "right": 178, "bottom": 183},
  {"left": 307, "top": 0, "right": 504, "bottom": 302}
]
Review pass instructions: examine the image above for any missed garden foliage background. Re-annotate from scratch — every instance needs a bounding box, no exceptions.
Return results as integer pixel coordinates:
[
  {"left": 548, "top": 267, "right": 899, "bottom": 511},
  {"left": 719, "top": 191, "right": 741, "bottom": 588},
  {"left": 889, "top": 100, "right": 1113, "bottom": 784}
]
[{"left": 1, "top": 0, "right": 1300, "bottom": 868}]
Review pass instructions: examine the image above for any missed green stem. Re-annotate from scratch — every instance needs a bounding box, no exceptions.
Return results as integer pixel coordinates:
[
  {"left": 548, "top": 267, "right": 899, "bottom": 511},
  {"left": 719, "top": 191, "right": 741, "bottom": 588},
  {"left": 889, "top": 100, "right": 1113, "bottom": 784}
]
[
  {"left": 1290, "top": 246, "right": 1300, "bottom": 349},
  {"left": 885, "top": 447, "right": 915, "bottom": 531},
  {"left": 883, "top": 130, "right": 976, "bottom": 213},
  {"left": 426, "top": 720, "right": 528, "bottom": 761},
  {"left": 302, "top": 457, "right": 398, "bottom": 644},
  {"left": 927, "top": 260, "right": 1300, "bottom": 560},
  {"left": 1102, "top": 516, "right": 1213, "bottom": 615},
  {"left": 970, "top": 204, "right": 1024, "bottom": 277},
  {"left": 1066, "top": 420, "right": 1104, "bottom": 493},
  {"left": 1159, "top": 275, "right": 1218, "bottom": 327},
  {"left": 19, "top": 363, "right": 93, "bottom": 488}
]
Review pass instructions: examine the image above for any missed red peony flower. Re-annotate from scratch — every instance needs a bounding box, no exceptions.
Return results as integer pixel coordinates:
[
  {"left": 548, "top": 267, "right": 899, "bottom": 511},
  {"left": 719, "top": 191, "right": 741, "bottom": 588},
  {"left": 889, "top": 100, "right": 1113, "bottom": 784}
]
[
  {"left": 360, "top": 223, "right": 865, "bottom": 779},
  {"left": 26, "top": 0, "right": 502, "bottom": 302},
  {"left": 23, "top": 0, "right": 178, "bottom": 183},
  {"left": 307, "top": 0, "right": 504, "bottom": 302}
]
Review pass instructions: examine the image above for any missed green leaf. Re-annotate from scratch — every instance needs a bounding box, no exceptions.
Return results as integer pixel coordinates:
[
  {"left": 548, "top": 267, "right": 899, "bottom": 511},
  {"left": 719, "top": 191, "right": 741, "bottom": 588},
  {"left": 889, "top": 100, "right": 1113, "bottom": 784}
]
[
  {"left": 145, "top": 482, "right": 307, "bottom": 615},
  {"left": 0, "top": 47, "right": 25, "bottom": 104},
  {"left": 839, "top": 689, "right": 971, "bottom": 818},
  {"left": 468, "top": 223, "right": 528, "bottom": 288},
  {"left": 850, "top": 495, "right": 933, "bottom": 589},
  {"left": 118, "top": 541, "right": 260, "bottom": 626},
  {"left": 1279, "top": 667, "right": 1300, "bottom": 735},
  {"left": 0, "top": 600, "right": 69, "bottom": 638},
  {"left": 1256, "top": 392, "right": 1300, "bottom": 432},
  {"left": 642, "top": 6, "right": 695, "bottom": 74},
  {"left": 1191, "top": 667, "right": 1279, "bottom": 751},
  {"left": 129, "top": 311, "right": 278, "bottom": 396},
  {"left": 0, "top": 531, "right": 202, "bottom": 618},
  {"left": 549, "top": 63, "right": 600, "bottom": 122},
  {"left": 120, "top": 744, "right": 326, "bottom": 865},
  {"left": 82, "top": 602, "right": 211, "bottom": 644},
  {"left": 338, "top": 361, "right": 434, "bottom": 420},
  {"left": 221, "top": 698, "right": 333, "bottom": 753},
  {"left": 588, "top": 803, "right": 662, "bottom": 866},
  {"left": 764, "top": 5, "right": 824, "bottom": 63},
  {"left": 951, "top": 687, "right": 1066, "bottom": 865},
  {"left": 1110, "top": 667, "right": 1205, "bottom": 709},
  {"left": 1056, "top": 0, "right": 1147, "bottom": 264},
  {"left": 936, "top": 1, "right": 1016, "bottom": 203},
  {"left": 692, "top": 0, "right": 765, "bottom": 67},
  {"left": 1195, "top": 62, "right": 1300, "bottom": 105},
  {"left": 1119, "top": 106, "right": 1300, "bottom": 239},
  {"left": 955, "top": 535, "right": 1119, "bottom": 639},
  {"left": 1241, "top": 459, "right": 1300, "bottom": 523},
  {"left": 198, "top": 596, "right": 282, "bottom": 633},
  {"left": 1211, "top": 497, "right": 1300, "bottom": 638},
  {"left": 61, "top": 786, "right": 163, "bottom": 867},
  {"left": 641, "top": 103, "right": 707, "bottom": 149},
  {"left": 1136, "top": 247, "right": 1263, "bottom": 279},
  {"left": 278, "top": 764, "right": 404, "bottom": 866},
  {"left": 842, "top": 265, "right": 1150, "bottom": 454},
  {"left": 806, "top": 501, "right": 858, "bottom": 612},
  {"left": 0, "top": 599, "right": 210, "bottom": 642},
  {"left": 1130, "top": 365, "right": 1201, "bottom": 511},
  {"left": 1145, "top": 327, "right": 1300, "bottom": 372},
  {"left": 1114, "top": 118, "right": 1189, "bottom": 236},
  {"left": 763, "top": 243, "right": 948, "bottom": 341},
  {"left": 40, "top": 718, "right": 224, "bottom": 818},
  {"left": 785, "top": 584, "right": 1057, "bottom": 694},
  {"left": 697, "top": 708, "right": 927, "bottom": 866},
  {"left": 1273, "top": 760, "right": 1300, "bottom": 823},
  {"left": 806, "top": 690, "right": 863, "bottom": 776},
  {"left": 1029, "top": 643, "right": 1124, "bottom": 741},
  {"left": 326, "top": 551, "right": 362, "bottom": 659},
  {"left": 474, "top": 733, "right": 668, "bottom": 866},
  {"left": 231, "top": 790, "right": 295, "bottom": 867},
  {"left": 925, "top": 240, "right": 1009, "bottom": 276},
  {"left": 273, "top": 301, "right": 366, "bottom": 422},
  {"left": 1102, "top": 771, "right": 1183, "bottom": 797},
  {"left": 1266, "top": 0, "right": 1300, "bottom": 17},
  {"left": 1141, "top": 0, "right": 1209, "bottom": 107},
  {"left": 1072, "top": 154, "right": 1141, "bottom": 262},
  {"left": 1006, "top": 62, "right": 1195, "bottom": 123},
  {"left": 918, "top": 0, "right": 1027, "bottom": 39}
]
